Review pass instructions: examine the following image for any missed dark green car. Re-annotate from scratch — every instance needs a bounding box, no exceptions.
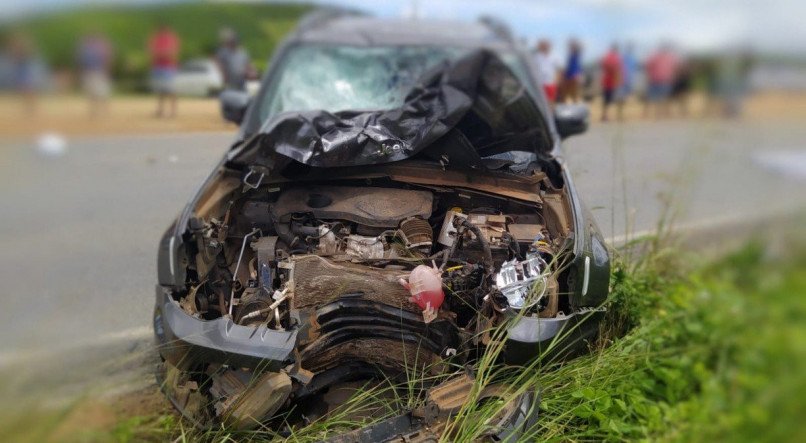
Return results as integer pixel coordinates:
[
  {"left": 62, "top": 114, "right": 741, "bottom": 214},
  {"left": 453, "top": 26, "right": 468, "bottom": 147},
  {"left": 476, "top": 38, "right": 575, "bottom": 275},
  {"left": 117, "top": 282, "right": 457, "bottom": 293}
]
[{"left": 154, "top": 10, "right": 609, "bottom": 439}]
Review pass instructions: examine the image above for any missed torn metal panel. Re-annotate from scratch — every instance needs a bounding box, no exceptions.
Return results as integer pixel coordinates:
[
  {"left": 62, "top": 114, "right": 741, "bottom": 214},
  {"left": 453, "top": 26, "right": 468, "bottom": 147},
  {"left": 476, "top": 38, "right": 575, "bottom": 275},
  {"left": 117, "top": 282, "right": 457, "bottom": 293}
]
[
  {"left": 301, "top": 338, "right": 442, "bottom": 373},
  {"left": 322, "top": 373, "right": 540, "bottom": 443},
  {"left": 300, "top": 299, "right": 461, "bottom": 372},
  {"left": 289, "top": 255, "right": 415, "bottom": 309},
  {"left": 542, "top": 192, "right": 572, "bottom": 236},
  {"left": 210, "top": 369, "right": 292, "bottom": 430},
  {"left": 261, "top": 162, "right": 547, "bottom": 204},
  {"left": 271, "top": 186, "right": 433, "bottom": 227},
  {"left": 419, "top": 373, "right": 478, "bottom": 424}
]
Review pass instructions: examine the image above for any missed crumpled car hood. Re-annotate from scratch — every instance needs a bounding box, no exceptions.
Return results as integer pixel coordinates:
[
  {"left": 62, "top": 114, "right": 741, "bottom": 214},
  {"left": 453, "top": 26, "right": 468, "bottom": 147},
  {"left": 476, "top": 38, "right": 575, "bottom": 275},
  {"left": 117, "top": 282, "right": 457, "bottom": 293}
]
[{"left": 232, "top": 50, "right": 552, "bottom": 169}]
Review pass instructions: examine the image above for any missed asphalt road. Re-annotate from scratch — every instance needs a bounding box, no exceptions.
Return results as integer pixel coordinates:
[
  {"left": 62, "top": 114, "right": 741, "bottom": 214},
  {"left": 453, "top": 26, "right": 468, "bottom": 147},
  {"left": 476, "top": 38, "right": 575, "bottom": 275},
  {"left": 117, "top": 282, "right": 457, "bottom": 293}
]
[
  {"left": 1, "top": 118, "right": 805, "bottom": 360},
  {"left": 565, "top": 119, "right": 806, "bottom": 242}
]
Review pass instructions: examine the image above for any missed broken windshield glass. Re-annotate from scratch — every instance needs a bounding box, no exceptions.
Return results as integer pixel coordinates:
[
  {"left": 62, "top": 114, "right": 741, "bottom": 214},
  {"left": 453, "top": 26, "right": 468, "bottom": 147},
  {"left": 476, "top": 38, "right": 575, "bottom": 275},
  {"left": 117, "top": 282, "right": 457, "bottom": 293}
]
[
  {"left": 234, "top": 49, "right": 552, "bottom": 170},
  {"left": 258, "top": 45, "right": 470, "bottom": 122}
]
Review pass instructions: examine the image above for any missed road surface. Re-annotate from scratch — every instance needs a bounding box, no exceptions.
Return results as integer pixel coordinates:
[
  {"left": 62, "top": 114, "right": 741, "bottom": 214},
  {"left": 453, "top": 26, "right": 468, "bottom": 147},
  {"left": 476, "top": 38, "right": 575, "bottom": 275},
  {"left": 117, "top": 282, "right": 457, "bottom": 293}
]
[{"left": 0, "top": 118, "right": 804, "bottom": 362}]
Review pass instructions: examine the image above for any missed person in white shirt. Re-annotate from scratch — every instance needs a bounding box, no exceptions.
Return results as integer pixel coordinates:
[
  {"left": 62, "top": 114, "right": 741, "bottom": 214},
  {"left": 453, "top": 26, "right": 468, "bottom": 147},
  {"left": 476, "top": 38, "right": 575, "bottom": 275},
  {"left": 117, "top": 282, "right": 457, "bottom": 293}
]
[{"left": 533, "top": 39, "right": 561, "bottom": 104}]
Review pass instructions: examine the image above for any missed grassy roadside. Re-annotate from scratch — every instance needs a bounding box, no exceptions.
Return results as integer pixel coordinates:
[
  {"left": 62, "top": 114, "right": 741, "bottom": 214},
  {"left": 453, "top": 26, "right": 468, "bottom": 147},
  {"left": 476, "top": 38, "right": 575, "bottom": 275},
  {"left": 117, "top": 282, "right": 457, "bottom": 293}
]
[
  {"left": 3, "top": 230, "right": 805, "bottom": 442},
  {"left": 531, "top": 240, "right": 806, "bottom": 441},
  {"left": 426, "top": 225, "right": 806, "bottom": 442}
]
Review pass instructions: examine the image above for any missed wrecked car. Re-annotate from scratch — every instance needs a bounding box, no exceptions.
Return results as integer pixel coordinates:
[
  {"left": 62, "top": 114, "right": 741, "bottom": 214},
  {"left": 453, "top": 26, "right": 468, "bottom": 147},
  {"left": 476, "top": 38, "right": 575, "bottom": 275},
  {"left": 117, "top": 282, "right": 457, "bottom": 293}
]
[{"left": 154, "top": 11, "right": 610, "bottom": 440}]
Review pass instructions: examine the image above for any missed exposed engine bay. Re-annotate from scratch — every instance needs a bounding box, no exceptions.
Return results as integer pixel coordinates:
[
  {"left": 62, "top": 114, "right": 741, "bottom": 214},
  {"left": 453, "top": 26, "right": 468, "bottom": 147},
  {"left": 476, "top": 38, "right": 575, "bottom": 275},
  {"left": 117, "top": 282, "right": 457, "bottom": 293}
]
[{"left": 159, "top": 165, "right": 575, "bottom": 429}]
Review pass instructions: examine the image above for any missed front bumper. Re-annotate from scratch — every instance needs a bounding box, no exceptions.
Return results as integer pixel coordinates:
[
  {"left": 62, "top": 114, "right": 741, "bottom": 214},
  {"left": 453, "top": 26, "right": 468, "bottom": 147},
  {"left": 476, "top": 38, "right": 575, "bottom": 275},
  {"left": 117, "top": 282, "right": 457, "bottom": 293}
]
[
  {"left": 503, "top": 309, "right": 605, "bottom": 365},
  {"left": 153, "top": 285, "right": 296, "bottom": 371},
  {"left": 153, "top": 284, "right": 599, "bottom": 438},
  {"left": 154, "top": 285, "right": 602, "bottom": 370}
]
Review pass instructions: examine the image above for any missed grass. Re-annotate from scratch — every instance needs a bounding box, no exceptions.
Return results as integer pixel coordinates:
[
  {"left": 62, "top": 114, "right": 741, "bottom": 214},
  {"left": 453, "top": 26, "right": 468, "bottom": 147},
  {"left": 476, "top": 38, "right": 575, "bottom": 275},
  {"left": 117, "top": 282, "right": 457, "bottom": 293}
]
[{"left": 3, "top": 232, "right": 806, "bottom": 442}]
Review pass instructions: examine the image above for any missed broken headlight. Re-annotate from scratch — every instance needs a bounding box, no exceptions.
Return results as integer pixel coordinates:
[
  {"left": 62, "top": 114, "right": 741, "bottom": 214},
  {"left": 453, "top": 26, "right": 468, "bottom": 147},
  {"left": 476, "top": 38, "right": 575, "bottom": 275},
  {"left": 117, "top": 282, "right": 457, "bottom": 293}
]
[{"left": 494, "top": 254, "right": 548, "bottom": 310}]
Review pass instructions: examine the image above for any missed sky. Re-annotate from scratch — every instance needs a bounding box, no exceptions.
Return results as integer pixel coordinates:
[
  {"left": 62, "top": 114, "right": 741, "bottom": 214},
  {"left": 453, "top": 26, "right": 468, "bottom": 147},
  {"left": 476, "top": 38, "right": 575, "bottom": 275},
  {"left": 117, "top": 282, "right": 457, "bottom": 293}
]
[
  {"left": 2, "top": 0, "right": 804, "bottom": 60},
  {"left": 314, "top": 0, "right": 805, "bottom": 58}
]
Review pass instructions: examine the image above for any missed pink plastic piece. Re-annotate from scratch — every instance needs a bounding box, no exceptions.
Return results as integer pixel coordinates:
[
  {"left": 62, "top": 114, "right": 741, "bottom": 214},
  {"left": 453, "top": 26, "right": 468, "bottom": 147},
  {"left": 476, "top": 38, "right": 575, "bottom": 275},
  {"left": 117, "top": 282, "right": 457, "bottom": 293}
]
[{"left": 399, "top": 265, "right": 444, "bottom": 311}]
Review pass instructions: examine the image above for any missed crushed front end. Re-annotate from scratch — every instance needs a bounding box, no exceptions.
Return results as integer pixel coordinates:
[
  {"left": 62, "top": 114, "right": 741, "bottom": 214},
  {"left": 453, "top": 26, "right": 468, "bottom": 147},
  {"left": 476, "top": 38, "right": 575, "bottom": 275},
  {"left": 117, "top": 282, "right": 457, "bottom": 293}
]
[{"left": 154, "top": 166, "right": 604, "bottom": 435}]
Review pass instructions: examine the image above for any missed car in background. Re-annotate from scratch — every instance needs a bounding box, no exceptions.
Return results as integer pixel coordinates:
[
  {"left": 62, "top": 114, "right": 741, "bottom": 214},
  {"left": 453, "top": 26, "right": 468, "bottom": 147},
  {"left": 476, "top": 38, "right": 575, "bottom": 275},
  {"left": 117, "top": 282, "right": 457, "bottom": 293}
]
[{"left": 172, "top": 59, "right": 223, "bottom": 97}]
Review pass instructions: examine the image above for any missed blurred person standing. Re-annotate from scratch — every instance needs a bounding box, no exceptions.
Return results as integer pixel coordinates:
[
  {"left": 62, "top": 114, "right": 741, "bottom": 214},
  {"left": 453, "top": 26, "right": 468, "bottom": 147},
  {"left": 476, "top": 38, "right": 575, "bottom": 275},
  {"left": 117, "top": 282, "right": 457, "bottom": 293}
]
[
  {"left": 149, "top": 23, "right": 180, "bottom": 118},
  {"left": 616, "top": 43, "right": 638, "bottom": 120},
  {"left": 533, "top": 39, "right": 561, "bottom": 104},
  {"left": 600, "top": 43, "right": 622, "bottom": 122},
  {"left": 670, "top": 58, "right": 692, "bottom": 117},
  {"left": 8, "top": 33, "right": 46, "bottom": 115},
  {"left": 716, "top": 50, "right": 753, "bottom": 118},
  {"left": 0, "top": 46, "right": 13, "bottom": 90},
  {"left": 561, "top": 39, "right": 583, "bottom": 103},
  {"left": 643, "top": 44, "right": 678, "bottom": 118},
  {"left": 702, "top": 58, "right": 721, "bottom": 117},
  {"left": 77, "top": 31, "right": 113, "bottom": 117},
  {"left": 215, "top": 28, "right": 251, "bottom": 91}
]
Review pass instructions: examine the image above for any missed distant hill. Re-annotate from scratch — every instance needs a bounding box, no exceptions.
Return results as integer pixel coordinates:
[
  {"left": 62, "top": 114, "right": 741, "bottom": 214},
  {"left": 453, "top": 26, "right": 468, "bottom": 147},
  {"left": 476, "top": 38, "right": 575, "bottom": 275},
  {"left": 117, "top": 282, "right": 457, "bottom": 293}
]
[{"left": 2, "top": 2, "right": 312, "bottom": 91}]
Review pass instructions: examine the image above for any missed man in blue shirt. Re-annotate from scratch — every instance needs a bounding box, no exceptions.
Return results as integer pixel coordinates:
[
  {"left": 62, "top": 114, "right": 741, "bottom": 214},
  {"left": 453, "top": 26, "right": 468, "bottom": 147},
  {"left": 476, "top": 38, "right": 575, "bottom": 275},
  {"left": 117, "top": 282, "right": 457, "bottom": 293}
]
[{"left": 561, "top": 39, "right": 583, "bottom": 103}]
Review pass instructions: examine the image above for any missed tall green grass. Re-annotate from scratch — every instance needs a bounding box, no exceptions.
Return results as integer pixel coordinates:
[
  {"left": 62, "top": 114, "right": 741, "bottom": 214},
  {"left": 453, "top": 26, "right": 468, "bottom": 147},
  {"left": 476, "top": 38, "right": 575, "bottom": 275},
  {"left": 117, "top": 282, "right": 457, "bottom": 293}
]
[{"left": 537, "top": 240, "right": 806, "bottom": 441}]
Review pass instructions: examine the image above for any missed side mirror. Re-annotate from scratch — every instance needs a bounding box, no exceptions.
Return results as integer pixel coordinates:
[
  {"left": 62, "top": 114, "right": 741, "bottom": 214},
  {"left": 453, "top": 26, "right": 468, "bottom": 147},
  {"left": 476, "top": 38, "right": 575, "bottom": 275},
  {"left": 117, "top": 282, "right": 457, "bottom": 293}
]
[
  {"left": 220, "top": 89, "right": 251, "bottom": 125},
  {"left": 554, "top": 104, "right": 589, "bottom": 139}
]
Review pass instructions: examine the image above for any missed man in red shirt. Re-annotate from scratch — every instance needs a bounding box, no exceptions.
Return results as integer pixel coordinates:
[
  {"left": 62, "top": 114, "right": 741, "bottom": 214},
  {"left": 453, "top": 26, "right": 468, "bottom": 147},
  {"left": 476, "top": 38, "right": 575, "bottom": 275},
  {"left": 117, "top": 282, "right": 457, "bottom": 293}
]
[
  {"left": 149, "top": 24, "right": 180, "bottom": 118},
  {"left": 600, "top": 43, "right": 623, "bottom": 122},
  {"left": 644, "top": 44, "right": 678, "bottom": 118}
]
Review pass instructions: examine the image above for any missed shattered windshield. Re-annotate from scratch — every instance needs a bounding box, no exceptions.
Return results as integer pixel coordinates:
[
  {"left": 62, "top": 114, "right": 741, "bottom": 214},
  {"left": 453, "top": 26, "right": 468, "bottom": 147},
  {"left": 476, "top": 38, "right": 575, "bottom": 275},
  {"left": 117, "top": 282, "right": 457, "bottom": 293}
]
[
  {"left": 236, "top": 46, "right": 553, "bottom": 172},
  {"left": 256, "top": 45, "right": 470, "bottom": 122}
]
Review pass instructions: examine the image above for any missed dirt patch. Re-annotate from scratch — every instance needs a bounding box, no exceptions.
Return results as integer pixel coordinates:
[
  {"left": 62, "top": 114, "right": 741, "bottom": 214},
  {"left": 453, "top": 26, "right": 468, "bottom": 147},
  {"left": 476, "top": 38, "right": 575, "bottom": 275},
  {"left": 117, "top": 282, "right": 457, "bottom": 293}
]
[
  {"left": 2, "top": 91, "right": 805, "bottom": 139},
  {"left": 586, "top": 91, "right": 806, "bottom": 122},
  {"left": 110, "top": 385, "right": 174, "bottom": 419},
  {"left": 0, "top": 384, "right": 176, "bottom": 443},
  {"left": 743, "top": 90, "right": 806, "bottom": 120},
  {"left": 47, "top": 401, "right": 118, "bottom": 443},
  {"left": 0, "top": 94, "right": 236, "bottom": 137},
  {"left": 43, "top": 387, "right": 175, "bottom": 443}
]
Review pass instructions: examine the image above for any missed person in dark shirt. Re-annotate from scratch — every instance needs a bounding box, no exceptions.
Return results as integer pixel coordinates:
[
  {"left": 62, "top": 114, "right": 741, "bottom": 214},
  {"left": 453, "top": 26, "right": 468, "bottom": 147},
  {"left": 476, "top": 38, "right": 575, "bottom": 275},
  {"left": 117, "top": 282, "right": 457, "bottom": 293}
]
[
  {"left": 215, "top": 28, "right": 252, "bottom": 91},
  {"left": 670, "top": 59, "right": 692, "bottom": 117}
]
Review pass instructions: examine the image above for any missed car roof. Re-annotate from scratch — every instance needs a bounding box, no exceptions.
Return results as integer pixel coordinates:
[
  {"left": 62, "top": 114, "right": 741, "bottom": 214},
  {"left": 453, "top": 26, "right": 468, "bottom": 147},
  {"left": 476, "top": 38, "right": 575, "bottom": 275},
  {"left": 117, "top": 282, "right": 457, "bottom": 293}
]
[
  {"left": 291, "top": 14, "right": 517, "bottom": 51},
  {"left": 238, "top": 11, "right": 561, "bottom": 149}
]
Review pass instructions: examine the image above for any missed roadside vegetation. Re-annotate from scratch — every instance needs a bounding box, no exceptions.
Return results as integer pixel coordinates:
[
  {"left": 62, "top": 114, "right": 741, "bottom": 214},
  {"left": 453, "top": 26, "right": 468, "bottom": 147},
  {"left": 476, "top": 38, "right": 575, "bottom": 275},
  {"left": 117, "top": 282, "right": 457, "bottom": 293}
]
[
  {"left": 530, "top": 238, "right": 806, "bottom": 441},
  {"left": 1, "top": 3, "right": 311, "bottom": 91},
  {"left": 426, "top": 233, "right": 806, "bottom": 442}
]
